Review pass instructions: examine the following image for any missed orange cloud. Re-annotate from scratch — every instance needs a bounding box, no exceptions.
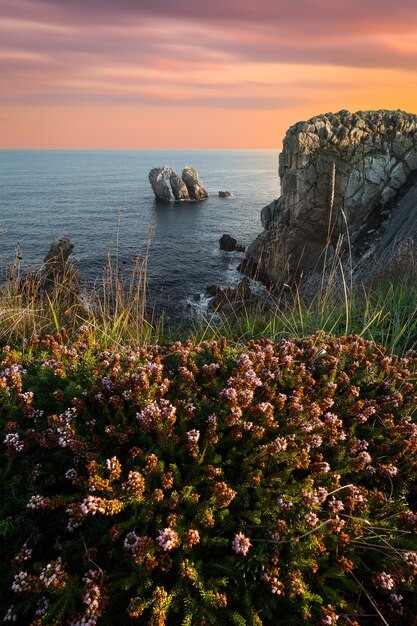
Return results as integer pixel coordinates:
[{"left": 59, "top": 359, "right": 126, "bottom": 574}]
[{"left": 1, "top": 0, "right": 417, "bottom": 147}]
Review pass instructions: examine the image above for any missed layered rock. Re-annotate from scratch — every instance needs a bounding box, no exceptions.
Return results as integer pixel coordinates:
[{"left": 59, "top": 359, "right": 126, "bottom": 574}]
[
  {"left": 149, "top": 166, "right": 174, "bottom": 201},
  {"left": 242, "top": 109, "right": 417, "bottom": 285},
  {"left": 182, "top": 166, "right": 208, "bottom": 200},
  {"left": 170, "top": 172, "right": 190, "bottom": 200}
]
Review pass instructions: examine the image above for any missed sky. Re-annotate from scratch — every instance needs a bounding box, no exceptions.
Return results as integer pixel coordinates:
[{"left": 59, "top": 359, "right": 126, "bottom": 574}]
[{"left": 2, "top": 0, "right": 417, "bottom": 149}]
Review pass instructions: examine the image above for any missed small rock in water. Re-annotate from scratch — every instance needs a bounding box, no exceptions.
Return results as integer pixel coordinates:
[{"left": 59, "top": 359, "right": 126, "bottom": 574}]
[
  {"left": 219, "top": 191, "right": 233, "bottom": 198},
  {"left": 219, "top": 233, "right": 245, "bottom": 252}
]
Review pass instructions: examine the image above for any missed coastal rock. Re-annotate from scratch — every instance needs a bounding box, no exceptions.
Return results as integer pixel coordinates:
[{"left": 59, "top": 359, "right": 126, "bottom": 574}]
[
  {"left": 242, "top": 109, "right": 417, "bottom": 286},
  {"left": 148, "top": 166, "right": 207, "bottom": 200},
  {"left": 182, "top": 166, "right": 208, "bottom": 200},
  {"left": 206, "top": 278, "right": 275, "bottom": 314},
  {"left": 170, "top": 172, "right": 190, "bottom": 200},
  {"left": 207, "top": 279, "right": 251, "bottom": 312},
  {"left": 219, "top": 234, "right": 237, "bottom": 251},
  {"left": 206, "top": 284, "right": 222, "bottom": 298},
  {"left": 43, "top": 235, "right": 78, "bottom": 293},
  {"left": 148, "top": 166, "right": 173, "bottom": 201},
  {"left": 219, "top": 191, "right": 233, "bottom": 198},
  {"left": 219, "top": 234, "right": 246, "bottom": 252},
  {"left": 44, "top": 235, "right": 74, "bottom": 276}
]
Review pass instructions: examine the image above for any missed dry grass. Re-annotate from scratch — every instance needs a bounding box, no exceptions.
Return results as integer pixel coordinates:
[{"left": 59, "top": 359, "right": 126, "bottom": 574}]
[
  {"left": 2, "top": 222, "right": 417, "bottom": 355},
  {"left": 0, "top": 226, "right": 161, "bottom": 347}
]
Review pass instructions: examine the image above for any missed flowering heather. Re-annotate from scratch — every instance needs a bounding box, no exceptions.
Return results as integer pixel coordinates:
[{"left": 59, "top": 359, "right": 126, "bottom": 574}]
[{"left": 1, "top": 330, "right": 417, "bottom": 624}]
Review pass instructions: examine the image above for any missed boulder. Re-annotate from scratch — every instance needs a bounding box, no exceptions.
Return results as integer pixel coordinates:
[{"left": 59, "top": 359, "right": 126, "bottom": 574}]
[
  {"left": 242, "top": 109, "right": 417, "bottom": 286},
  {"left": 182, "top": 166, "right": 208, "bottom": 200},
  {"left": 149, "top": 166, "right": 207, "bottom": 201},
  {"left": 219, "top": 234, "right": 245, "bottom": 253},
  {"left": 42, "top": 235, "right": 79, "bottom": 294},
  {"left": 207, "top": 278, "right": 251, "bottom": 311},
  {"left": 148, "top": 166, "right": 173, "bottom": 201},
  {"left": 219, "top": 234, "right": 238, "bottom": 251},
  {"left": 170, "top": 172, "right": 190, "bottom": 200},
  {"left": 44, "top": 235, "right": 74, "bottom": 276},
  {"left": 205, "top": 278, "right": 277, "bottom": 315},
  {"left": 219, "top": 191, "right": 233, "bottom": 198}
]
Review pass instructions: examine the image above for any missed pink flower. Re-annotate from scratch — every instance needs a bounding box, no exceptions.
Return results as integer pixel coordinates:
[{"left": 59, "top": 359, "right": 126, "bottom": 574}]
[
  {"left": 372, "top": 571, "right": 395, "bottom": 590},
  {"left": 378, "top": 464, "right": 398, "bottom": 477},
  {"left": 156, "top": 528, "right": 179, "bottom": 551},
  {"left": 232, "top": 532, "right": 251, "bottom": 556},
  {"left": 124, "top": 531, "right": 141, "bottom": 551},
  {"left": 186, "top": 429, "right": 200, "bottom": 444},
  {"left": 305, "top": 512, "right": 319, "bottom": 528}
]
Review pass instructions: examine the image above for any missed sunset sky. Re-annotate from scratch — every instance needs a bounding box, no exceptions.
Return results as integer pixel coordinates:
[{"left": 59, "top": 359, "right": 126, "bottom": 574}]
[{"left": 2, "top": 0, "right": 417, "bottom": 149}]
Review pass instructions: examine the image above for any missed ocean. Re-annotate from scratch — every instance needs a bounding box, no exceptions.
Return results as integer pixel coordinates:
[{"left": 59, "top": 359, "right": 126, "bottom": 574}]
[{"left": 0, "top": 150, "right": 280, "bottom": 321}]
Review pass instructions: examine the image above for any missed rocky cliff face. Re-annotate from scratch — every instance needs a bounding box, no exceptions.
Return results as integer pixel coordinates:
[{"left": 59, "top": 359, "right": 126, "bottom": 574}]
[{"left": 242, "top": 109, "right": 417, "bottom": 286}]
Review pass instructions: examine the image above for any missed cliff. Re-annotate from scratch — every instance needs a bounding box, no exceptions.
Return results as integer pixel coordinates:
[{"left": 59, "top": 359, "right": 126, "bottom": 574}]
[{"left": 242, "top": 109, "right": 417, "bottom": 286}]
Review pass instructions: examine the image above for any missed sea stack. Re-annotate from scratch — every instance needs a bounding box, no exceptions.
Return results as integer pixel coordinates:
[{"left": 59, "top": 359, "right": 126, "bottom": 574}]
[{"left": 148, "top": 165, "right": 207, "bottom": 201}]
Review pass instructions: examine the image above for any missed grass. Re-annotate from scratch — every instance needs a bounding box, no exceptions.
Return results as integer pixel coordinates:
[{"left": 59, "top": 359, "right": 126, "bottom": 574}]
[
  {"left": 1, "top": 221, "right": 417, "bottom": 354},
  {"left": 0, "top": 226, "right": 162, "bottom": 348},
  {"left": 190, "top": 252, "right": 417, "bottom": 355}
]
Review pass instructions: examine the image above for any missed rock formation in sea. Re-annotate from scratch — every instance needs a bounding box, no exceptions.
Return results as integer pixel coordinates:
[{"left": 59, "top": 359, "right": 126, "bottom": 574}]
[
  {"left": 44, "top": 235, "right": 74, "bottom": 277},
  {"left": 241, "top": 109, "right": 417, "bottom": 287},
  {"left": 219, "top": 234, "right": 245, "bottom": 252},
  {"left": 148, "top": 166, "right": 207, "bottom": 201},
  {"left": 181, "top": 166, "right": 208, "bottom": 200}
]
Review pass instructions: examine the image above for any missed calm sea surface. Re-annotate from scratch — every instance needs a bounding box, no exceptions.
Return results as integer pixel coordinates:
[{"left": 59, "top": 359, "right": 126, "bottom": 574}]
[{"left": 0, "top": 150, "right": 280, "bottom": 320}]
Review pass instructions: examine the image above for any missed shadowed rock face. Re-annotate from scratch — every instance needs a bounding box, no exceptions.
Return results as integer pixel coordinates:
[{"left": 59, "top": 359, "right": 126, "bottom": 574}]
[
  {"left": 170, "top": 173, "right": 190, "bottom": 200},
  {"left": 182, "top": 166, "right": 208, "bottom": 200},
  {"left": 242, "top": 109, "right": 417, "bottom": 286}
]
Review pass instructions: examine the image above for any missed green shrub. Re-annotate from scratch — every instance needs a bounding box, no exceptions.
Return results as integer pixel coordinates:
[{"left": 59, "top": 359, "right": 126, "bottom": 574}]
[{"left": 1, "top": 329, "right": 417, "bottom": 624}]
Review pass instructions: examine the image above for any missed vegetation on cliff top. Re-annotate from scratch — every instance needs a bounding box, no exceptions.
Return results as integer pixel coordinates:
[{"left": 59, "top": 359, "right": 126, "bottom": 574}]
[
  {"left": 1, "top": 235, "right": 417, "bottom": 624},
  {"left": 1, "top": 330, "right": 417, "bottom": 624}
]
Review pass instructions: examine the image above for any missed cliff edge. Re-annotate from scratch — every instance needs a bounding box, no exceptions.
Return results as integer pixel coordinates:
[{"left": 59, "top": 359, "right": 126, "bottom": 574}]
[{"left": 242, "top": 109, "right": 417, "bottom": 286}]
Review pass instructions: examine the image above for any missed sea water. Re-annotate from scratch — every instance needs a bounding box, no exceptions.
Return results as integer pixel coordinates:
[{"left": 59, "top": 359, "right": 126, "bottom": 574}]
[{"left": 0, "top": 150, "right": 280, "bottom": 320}]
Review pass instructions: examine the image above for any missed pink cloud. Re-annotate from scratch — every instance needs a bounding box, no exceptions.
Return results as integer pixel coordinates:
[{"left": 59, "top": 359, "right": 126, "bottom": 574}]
[{"left": 1, "top": 0, "right": 417, "bottom": 147}]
